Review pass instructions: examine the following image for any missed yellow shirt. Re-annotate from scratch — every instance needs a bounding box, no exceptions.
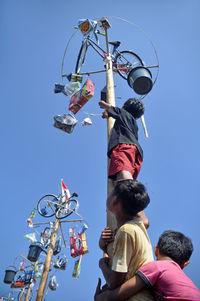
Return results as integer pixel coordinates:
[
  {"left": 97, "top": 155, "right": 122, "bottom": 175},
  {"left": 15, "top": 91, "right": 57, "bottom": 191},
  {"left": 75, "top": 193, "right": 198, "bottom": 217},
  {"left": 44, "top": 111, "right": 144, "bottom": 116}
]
[{"left": 111, "top": 218, "right": 155, "bottom": 301}]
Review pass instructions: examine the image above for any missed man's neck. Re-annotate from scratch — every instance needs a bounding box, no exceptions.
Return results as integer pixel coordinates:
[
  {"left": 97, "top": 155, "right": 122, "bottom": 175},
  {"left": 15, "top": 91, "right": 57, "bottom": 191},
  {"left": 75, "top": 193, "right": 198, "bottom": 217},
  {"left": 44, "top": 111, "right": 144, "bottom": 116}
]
[
  {"left": 157, "top": 255, "right": 174, "bottom": 262},
  {"left": 116, "top": 215, "right": 135, "bottom": 228}
]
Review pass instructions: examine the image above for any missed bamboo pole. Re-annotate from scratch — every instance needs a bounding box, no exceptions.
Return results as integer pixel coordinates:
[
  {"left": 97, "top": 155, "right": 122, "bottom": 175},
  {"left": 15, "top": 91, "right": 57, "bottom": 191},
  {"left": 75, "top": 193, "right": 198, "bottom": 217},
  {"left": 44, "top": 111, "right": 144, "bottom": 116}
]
[
  {"left": 32, "top": 219, "right": 84, "bottom": 226},
  {"left": 19, "top": 254, "right": 35, "bottom": 266},
  {"left": 18, "top": 287, "right": 25, "bottom": 300},
  {"left": 104, "top": 28, "right": 117, "bottom": 233},
  {"left": 25, "top": 283, "right": 32, "bottom": 301},
  {"left": 36, "top": 219, "right": 60, "bottom": 301},
  {"left": 59, "top": 222, "right": 67, "bottom": 248},
  {"left": 25, "top": 260, "right": 38, "bottom": 301},
  {"left": 62, "top": 66, "right": 159, "bottom": 77}
]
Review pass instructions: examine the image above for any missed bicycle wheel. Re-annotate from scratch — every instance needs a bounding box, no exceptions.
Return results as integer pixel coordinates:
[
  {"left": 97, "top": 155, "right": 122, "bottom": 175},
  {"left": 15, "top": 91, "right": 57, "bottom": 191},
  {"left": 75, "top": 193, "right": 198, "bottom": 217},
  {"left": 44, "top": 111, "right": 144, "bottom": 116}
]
[
  {"left": 114, "top": 50, "right": 143, "bottom": 80},
  {"left": 37, "top": 194, "right": 59, "bottom": 218},
  {"left": 55, "top": 199, "right": 79, "bottom": 219},
  {"left": 75, "top": 42, "right": 88, "bottom": 74}
]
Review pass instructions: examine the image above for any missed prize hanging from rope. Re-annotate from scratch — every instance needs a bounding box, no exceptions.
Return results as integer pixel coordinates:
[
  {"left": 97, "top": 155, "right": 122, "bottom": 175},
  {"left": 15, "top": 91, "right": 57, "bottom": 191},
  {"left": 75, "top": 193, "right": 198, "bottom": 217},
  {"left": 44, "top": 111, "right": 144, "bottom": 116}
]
[{"left": 54, "top": 16, "right": 159, "bottom": 138}]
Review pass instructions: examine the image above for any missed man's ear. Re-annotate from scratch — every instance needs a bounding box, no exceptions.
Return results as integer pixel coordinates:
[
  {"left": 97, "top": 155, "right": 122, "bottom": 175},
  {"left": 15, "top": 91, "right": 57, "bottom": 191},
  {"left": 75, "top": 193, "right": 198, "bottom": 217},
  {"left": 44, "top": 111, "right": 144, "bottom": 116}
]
[
  {"left": 112, "top": 195, "right": 118, "bottom": 205},
  {"left": 181, "top": 260, "right": 190, "bottom": 269},
  {"left": 112, "top": 196, "right": 122, "bottom": 213},
  {"left": 154, "top": 245, "right": 159, "bottom": 258}
]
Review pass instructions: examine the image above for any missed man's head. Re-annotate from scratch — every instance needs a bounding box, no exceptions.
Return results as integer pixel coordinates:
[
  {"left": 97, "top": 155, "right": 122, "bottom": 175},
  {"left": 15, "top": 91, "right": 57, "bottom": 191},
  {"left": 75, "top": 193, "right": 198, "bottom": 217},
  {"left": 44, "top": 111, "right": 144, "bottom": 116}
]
[
  {"left": 155, "top": 230, "right": 193, "bottom": 268},
  {"left": 123, "top": 98, "right": 145, "bottom": 119},
  {"left": 107, "top": 179, "right": 150, "bottom": 217}
]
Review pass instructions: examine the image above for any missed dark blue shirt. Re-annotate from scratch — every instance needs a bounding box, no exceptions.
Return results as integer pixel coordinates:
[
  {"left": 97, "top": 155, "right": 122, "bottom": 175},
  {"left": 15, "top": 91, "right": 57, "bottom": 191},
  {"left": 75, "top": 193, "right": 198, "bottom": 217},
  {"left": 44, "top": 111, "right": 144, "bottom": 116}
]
[{"left": 107, "top": 106, "right": 143, "bottom": 160}]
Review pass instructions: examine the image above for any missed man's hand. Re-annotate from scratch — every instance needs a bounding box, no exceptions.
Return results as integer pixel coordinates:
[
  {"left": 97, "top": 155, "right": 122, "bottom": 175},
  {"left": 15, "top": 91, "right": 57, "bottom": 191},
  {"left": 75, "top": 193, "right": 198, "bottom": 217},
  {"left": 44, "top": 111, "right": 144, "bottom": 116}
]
[
  {"left": 99, "top": 227, "right": 114, "bottom": 251},
  {"left": 99, "top": 100, "right": 111, "bottom": 110},
  {"left": 94, "top": 278, "right": 102, "bottom": 301},
  {"left": 99, "top": 254, "right": 110, "bottom": 270},
  {"left": 94, "top": 278, "right": 111, "bottom": 301},
  {"left": 102, "top": 110, "right": 108, "bottom": 119}
]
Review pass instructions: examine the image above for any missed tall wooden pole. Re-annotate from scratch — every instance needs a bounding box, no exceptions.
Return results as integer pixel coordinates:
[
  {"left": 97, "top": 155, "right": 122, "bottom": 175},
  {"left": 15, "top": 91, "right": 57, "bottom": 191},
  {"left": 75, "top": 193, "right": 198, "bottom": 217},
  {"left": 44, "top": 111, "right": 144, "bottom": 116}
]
[
  {"left": 25, "top": 283, "right": 32, "bottom": 301},
  {"left": 18, "top": 287, "right": 25, "bottom": 300},
  {"left": 104, "top": 28, "right": 117, "bottom": 232},
  {"left": 36, "top": 219, "right": 60, "bottom": 301},
  {"left": 25, "top": 260, "right": 38, "bottom": 301}
]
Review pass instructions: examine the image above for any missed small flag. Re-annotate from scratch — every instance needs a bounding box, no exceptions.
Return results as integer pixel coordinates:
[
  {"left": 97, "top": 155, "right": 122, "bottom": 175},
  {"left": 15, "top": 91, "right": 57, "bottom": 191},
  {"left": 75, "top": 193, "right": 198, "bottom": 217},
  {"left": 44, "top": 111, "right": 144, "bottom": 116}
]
[{"left": 61, "top": 179, "right": 70, "bottom": 202}]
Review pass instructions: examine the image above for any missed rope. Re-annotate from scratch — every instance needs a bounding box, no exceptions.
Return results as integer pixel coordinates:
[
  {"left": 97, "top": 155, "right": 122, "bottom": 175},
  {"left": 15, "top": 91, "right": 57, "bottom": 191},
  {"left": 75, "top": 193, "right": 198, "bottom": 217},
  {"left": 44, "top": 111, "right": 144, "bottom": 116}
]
[{"left": 61, "top": 29, "right": 78, "bottom": 84}]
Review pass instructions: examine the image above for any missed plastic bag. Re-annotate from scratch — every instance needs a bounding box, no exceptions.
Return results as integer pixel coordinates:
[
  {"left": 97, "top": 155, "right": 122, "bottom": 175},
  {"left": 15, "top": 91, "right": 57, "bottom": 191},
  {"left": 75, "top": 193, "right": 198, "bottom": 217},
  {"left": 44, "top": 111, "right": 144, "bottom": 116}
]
[
  {"left": 48, "top": 275, "right": 58, "bottom": 291},
  {"left": 53, "top": 113, "right": 78, "bottom": 134},
  {"left": 78, "top": 19, "right": 97, "bottom": 35},
  {"left": 35, "top": 264, "right": 44, "bottom": 278},
  {"left": 19, "top": 261, "right": 25, "bottom": 271},
  {"left": 54, "top": 82, "right": 81, "bottom": 97},
  {"left": 78, "top": 222, "right": 88, "bottom": 235},
  {"left": 40, "top": 227, "right": 52, "bottom": 248},
  {"left": 67, "top": 73, "right": 83, "bottom": 83},
  {"left": 53, "top": 255, "right": 67, "bottom": 270},
  {"left": 53, "top": 236, "right": 61, "bottom": 255},
  {"left": 24, "top": 270, "right": 33, "bottom": 284},
  {"left": 26, "top": 218, "right": 33, "bottom": 227},
  {"left": 29, "top": 210, "right": 36, "bottom": 218},
  {"left": 80, "top": 117, "right": 92, "bottom": 127},
  {"left": 24, "top": 232, "right": 37, "bottom": 244}
]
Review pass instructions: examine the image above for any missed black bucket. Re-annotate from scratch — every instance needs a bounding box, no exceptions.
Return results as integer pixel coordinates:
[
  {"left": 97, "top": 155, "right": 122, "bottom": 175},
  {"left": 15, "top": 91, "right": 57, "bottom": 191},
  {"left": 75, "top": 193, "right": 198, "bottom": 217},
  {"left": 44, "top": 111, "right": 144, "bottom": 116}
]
[
  {"left": 4, "top": 268, "right": 17, "bottom": 284},
  {"left": 27, "top": 244, "right": 43, "bottom": 262},
  {"left": 127, "top": 66, "right": 153, "bottom": 95}
]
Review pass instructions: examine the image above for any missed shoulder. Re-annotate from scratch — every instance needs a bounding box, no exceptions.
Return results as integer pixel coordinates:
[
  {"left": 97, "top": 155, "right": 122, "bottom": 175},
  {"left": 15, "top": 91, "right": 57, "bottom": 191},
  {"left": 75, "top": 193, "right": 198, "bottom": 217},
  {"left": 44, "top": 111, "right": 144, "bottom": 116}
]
[
  {"left": 119, "top": 219, "right": 146, "bottom": 234},
  {"left": 117, "top": 219, "right": 139, "bottom": 233},
  {"left": 115, "top": 220, "right": 146, "bottom": 243},
  {"left": 139, "top": 261, "right": 159, "bottom": 273},
  {"left": 139, "top": 260, "right": 179, "bottom": 276},
  {"left": 108, "top": 106, "right": 121, "bottom": 114}
]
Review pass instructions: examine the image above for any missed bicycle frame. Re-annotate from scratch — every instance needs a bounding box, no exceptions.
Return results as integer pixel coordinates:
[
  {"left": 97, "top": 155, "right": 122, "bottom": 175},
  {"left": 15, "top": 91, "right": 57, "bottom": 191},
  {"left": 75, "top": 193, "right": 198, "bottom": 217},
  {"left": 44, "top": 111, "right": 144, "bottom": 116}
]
[
  {"left": 75, "top": 33, "right": 144, "bottom": 80},
  {"left": 82, "top": 36, "right": 118, "bottom": 59},
  {"left": 43, "top": 194, "right": 68, "bottom": 212}
]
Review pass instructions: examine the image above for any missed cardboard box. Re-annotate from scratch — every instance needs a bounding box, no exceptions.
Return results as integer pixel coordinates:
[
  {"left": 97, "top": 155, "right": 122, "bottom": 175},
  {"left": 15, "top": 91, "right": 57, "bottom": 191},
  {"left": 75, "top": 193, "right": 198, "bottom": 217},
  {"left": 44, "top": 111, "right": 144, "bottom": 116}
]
[
  {"left": 69, "top": 78, "right": 95, "bottom": 114},
  {"left": 69, "top": 228, "right": 89, "bottom": 258}
]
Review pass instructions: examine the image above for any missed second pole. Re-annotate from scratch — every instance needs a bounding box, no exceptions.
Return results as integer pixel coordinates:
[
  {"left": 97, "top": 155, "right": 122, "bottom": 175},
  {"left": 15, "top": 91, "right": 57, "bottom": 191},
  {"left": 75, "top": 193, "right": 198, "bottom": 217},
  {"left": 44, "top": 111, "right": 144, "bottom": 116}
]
[{"left": 36, "top": 219, "right": 60, "bottom": 301}]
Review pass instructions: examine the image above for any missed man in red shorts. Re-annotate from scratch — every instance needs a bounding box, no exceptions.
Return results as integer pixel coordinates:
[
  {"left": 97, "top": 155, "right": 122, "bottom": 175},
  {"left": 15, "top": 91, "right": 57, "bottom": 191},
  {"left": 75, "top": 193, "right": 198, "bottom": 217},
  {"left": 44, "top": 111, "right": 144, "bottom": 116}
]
[{"left": 99, "top": 98, "right": 148, "bottom": 227}]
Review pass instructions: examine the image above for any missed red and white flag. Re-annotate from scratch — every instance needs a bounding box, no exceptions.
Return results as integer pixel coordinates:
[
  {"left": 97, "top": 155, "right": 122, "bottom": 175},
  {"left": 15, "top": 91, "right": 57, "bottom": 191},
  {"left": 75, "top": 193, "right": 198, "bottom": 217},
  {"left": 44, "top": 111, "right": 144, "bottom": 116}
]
[{"left": 61, "top": 179, "right": 71, "bottom": 202}]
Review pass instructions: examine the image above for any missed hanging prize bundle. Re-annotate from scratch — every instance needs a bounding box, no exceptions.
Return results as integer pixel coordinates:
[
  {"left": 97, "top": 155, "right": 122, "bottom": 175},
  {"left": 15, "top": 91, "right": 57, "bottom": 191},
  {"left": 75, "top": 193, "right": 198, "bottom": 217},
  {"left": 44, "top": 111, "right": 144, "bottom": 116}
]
[
  {"left": 53, "top": 254, "right": 67, "bottom": 270},
  {"left": 40, "top": 227, "right": 52, "bottom": 248},
  {"left": 53, "top": 236, "right": 62, "bottom": 255},
  {"left": 35, "top": 264, "right": 44, "bottom": 279},
  {"left": 54, "top": 113, "right": 78, "bottom": 134},
  {"left": 48, "top": 275, "right": 58, "bottom": 291},
  {"left": 69, "top": 228, "right": 88, "bottom": 258},
  {"left": 72, "top": 255, "right": 82, "bottom": 279},
  {"left": 69, "top": 78, "right": 95, "bottom": 114}
]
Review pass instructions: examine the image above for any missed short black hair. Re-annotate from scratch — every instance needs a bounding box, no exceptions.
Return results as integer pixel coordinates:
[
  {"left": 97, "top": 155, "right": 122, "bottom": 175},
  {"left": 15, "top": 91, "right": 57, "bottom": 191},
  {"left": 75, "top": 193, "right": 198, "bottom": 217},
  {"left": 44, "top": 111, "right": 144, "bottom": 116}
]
[
  {"left": 157, "top": 230, "right": 193, "bottom": 266},
  {"left": 113, "top": 179, "right": 150, "bottom": 216},
  {"left": 123, "top": 98, "right": 145, "bottom": 119}
]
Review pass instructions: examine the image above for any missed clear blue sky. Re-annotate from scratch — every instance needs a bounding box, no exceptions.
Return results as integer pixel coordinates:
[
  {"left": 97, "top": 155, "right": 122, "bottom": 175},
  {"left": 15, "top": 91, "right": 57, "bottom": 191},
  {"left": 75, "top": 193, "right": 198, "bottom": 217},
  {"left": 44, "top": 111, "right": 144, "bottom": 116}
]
[{"left": 1, "top": 0, "right": 200, "bottom": 300}]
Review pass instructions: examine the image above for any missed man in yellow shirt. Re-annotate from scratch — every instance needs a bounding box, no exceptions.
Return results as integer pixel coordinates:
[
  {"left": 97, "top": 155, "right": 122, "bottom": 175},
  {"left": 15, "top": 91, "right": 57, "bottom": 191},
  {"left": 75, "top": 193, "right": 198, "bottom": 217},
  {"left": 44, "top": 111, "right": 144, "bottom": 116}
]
[{"left": 98, "top": 179, "right": 154, "bottom": 301}]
